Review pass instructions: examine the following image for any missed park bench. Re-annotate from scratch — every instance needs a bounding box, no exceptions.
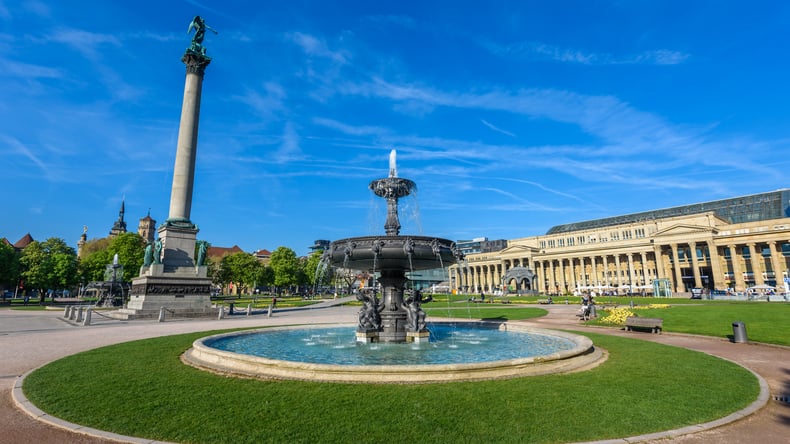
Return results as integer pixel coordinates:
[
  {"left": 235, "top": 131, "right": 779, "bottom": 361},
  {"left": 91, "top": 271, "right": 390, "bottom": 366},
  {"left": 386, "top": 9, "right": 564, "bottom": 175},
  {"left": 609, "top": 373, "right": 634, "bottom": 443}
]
[{"left": 625, "top": 316, "right": 663, "bottom": 334}]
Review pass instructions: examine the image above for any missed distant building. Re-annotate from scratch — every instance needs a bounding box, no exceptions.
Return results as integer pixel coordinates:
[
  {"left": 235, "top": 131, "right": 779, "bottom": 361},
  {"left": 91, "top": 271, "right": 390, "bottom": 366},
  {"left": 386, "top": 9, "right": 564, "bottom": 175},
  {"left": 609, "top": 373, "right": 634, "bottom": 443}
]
[
  {"left": 456, "top": 237, "right": 507, "bottom": 256},
  {"left": 206, "top": 245, "right": 245, "bottom": 261},
  {"left": 310, "top": 240, "right": 330, "bottom": 253},
  {"left": 137, "top": 211, "right": 156, "bottom": 244},
  {"left": 451, "top": 189, "right": 790, "bottom": 296},
  {"left": 253, "top": 249, "right": 272, "bottom": 264},
  {"left": 109, "top": 200, "right": 127, "bottom": 237},
  {"left": 12, "top": 233, "right": 34, "bottom": 251}
]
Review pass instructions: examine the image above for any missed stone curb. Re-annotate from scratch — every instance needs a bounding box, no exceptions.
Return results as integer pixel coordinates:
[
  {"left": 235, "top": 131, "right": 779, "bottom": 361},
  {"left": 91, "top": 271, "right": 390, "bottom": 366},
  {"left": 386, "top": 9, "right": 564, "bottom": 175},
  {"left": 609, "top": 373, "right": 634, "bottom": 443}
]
[{"left": 9, "top": 310, "right": 775, "bottom": 444}]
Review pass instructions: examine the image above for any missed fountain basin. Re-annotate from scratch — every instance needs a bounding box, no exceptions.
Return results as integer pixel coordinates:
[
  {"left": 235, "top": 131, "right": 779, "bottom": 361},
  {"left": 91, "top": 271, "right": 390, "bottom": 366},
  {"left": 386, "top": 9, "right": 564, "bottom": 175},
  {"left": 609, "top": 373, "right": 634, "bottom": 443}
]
[
  {"left": 328, "top": 235, "right": 459, "bottom": 271},
  {"left": 183, "top": 322, "right": 603, "bottom": 383}
]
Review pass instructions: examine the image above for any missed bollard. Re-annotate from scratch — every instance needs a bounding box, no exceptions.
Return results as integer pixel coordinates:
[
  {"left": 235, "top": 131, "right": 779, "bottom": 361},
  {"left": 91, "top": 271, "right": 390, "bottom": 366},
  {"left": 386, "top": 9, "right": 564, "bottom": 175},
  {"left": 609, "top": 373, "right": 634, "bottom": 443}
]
[
  {"left": 217, "top": 306, "right": 224, "bottom": 320},
  {"left": 64, "top": 306, "right": 70, "bottom": 318},
  {"left": 83, "top": 308, "right": 92, "bottom": 326},
  {"left": 246, "top": 303, "right": 252, "bottom": 317},
  {"left": 75, "top": 307, "right": 84, "bottom": 323},
  {"left": 69, "top": 306, "right": 77, "bottom": 320},
  {"left": 228, "top": 302, "right": 235, "bottom": 315},
  {"left": 158, "top": 307, "right": 166, "bottom": 322},
  {"left": 268, "top": 303, "right": 273, "bottom": 318}
]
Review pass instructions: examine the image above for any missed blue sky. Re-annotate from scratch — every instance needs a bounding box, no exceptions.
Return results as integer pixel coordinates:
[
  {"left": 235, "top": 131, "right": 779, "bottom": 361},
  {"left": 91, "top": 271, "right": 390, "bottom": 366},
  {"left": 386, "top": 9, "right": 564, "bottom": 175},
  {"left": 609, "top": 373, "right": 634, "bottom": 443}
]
[{"left": 2, "top": 1, "right": 790, "bottom": 256}]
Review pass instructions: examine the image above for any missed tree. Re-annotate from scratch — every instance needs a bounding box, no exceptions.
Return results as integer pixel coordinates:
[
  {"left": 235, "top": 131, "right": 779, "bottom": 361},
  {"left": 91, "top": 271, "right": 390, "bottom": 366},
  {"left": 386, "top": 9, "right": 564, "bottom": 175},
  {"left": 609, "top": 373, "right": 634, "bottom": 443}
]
[
  {"left": 303, "top": 251, "right": 324, "bottom": 287},
  {"left": 0, "top": 242, "right": 20, "bottom": 298},
  {"left": 106, "top": 233, "right": 145, "bottom": 281},
  {"left": 19, "top": 238, "right": 78, "bottom": 302},
  {"left": 269, "top": 246, "right": 299, "bottom": 294},
  {"left": 218, "top": 252, "right": 261, "bottom": 295},
  {"left": 78, "top": 233, "right": 145, "bottom": 283}
]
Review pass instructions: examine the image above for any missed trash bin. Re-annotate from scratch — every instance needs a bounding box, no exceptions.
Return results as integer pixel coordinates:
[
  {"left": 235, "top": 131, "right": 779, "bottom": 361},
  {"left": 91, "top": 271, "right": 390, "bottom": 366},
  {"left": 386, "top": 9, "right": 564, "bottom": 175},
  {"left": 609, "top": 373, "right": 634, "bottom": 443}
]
[{"left": 732, "top": 321, "right": 748, "bottom": 343}]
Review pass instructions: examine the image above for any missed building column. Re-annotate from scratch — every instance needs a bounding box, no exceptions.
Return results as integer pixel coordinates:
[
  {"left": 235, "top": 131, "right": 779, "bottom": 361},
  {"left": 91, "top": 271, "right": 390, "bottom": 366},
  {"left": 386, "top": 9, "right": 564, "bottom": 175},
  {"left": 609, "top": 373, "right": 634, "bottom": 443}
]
[
  {"left": 748, "top": 243, "right": 765, "bottom": 286},
  {"left": 627, "top": 253, "right": 636, "bottom": 291},
  {"left": 614, "top": 254, "right": 623, "bottom": 287},
  {"left": 690, "top": 242, "right": 702, "bottom": 288},
  {"left": 671, "top": 244, "right": 684, "bottom": 293},
  {"left": 568, "top": 256, "right": 576, "bottom": 292},
  {"left": 640, "top": 251, "right": 649, "bottom": 285},
  {"left": 728, "top": 244, "right": 744, "bottom": 292},
  {"left": 768, "top": 241, "right": 785, "bottom": 286},
  {"left": 653, "top": 245, "right": 666, "bottom": 282},
  {"left": 602, "top": 255, "right": 610, "bottom": 287},
  {"left": 590, "top": 256, "right": 598, "bottom": 286},
  {"left": 708, "top": 242, "right": 722, "bottom": 290},
  {"left": 561, "top": 258, "right": 568, "bottom": 292}
]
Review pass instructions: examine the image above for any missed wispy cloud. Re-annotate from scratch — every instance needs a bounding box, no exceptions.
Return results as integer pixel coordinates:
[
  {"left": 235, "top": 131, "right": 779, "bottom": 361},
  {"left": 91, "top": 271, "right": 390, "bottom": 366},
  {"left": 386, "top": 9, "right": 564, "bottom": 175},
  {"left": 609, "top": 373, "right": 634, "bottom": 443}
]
[
  {"left": 480, "top": 119, "right": 515, "bottom": 137},
  {"left": 0, "top": 58, "right": 61, "bottom": 78},
  {"left": 483, "top": 40, "right": 689, "bottom": 65},
  {"left": 286, "top": 31, "right": 349, "bottom": 64},
  {"left": 2, "top": 134, "right": 48, "bottom": 175},
  {"left": 49, "top": 27, "right": 120, "bottom": 59}
]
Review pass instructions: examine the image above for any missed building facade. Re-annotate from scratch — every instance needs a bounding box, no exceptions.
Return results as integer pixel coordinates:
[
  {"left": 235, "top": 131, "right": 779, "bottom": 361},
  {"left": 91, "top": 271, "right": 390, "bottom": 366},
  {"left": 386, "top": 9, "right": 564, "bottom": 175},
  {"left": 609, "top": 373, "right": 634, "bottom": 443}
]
[{"left": 451, "top": 190, "right": 790, "bottom": 295}]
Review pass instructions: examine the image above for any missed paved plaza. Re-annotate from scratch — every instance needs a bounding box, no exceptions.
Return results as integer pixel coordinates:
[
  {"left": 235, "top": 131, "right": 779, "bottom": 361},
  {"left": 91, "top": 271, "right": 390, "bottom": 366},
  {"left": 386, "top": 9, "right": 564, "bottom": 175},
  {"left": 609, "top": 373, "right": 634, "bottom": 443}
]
[{"left": 1, "top": 302, "right": 788, "bottom": 443}]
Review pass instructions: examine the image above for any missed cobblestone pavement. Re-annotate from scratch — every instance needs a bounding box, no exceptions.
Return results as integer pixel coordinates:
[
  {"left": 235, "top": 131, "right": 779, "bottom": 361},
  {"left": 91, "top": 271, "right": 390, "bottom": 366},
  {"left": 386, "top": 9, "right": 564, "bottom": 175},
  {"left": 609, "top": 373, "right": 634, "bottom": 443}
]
[{"left": 1, "top": 302, "right": 788, "bottom": 443}]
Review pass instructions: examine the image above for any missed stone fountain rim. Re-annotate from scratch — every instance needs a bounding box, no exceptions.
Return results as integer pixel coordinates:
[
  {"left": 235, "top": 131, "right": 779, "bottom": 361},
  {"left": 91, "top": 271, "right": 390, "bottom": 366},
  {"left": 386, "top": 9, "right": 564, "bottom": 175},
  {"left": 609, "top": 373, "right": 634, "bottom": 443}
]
[
  {"left": 182, "top": 322, "right": 604, "bottom": 384},
  {"left": 330, "top": 234, "right": 457, "bottom": 244}
]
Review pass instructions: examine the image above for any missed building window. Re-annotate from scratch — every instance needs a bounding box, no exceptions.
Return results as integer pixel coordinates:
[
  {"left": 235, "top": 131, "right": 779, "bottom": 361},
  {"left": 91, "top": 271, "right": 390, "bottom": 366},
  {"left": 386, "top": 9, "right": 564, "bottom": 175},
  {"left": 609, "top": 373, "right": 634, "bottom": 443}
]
[
  {"left": 557, "top": 238, "right": 564, "bottom": 247},
  {"left": 634, "top": 228, "right": 645, "bottom": 238},
  {"left": 611, "top": 232, "right": 619, "bottom": 241},
  {"left": 567, "top": 237, "right": 575, "bottom": 246}
]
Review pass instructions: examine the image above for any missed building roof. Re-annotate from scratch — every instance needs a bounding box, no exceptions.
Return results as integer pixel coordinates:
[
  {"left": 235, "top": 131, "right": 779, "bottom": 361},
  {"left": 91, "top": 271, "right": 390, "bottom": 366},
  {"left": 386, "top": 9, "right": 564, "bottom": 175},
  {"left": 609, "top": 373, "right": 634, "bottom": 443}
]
[
  {"left": 13, "top": 233, "right": 34, "bottom": 249},
  {"left": 207, "top": 245, "right": 244, "bottom": 259},
  {"left": 253, "top": 249, "right": 271, "bottom": 258},
  {"left": 546, "top": 189, "right": 790, "bottom": 235}
]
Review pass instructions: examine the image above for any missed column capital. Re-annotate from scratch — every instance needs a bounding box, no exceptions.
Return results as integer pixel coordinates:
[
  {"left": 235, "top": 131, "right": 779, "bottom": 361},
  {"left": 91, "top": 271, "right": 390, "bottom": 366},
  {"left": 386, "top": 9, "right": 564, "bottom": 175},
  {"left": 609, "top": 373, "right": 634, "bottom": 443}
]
[{"left": 182, "top": 51, "right": 212, "bottom": 75}]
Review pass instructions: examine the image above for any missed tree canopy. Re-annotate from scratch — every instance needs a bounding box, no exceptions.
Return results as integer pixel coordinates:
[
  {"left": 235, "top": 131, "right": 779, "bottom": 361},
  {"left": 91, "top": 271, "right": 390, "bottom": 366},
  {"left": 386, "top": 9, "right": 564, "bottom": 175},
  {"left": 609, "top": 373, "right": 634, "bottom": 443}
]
[{"left": 19, "top": 237, "right": 78, "bottom": 301}]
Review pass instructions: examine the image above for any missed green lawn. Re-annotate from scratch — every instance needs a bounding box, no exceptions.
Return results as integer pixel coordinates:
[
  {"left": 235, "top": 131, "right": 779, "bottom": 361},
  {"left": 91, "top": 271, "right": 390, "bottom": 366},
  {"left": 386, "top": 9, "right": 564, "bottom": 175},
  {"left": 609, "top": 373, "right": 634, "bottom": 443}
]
[
  {"left": 24, "top": 330, "right": 758, "bottom": 444},
  {"left": 592, "top": 302, "right": 790, "bottom": 346}
]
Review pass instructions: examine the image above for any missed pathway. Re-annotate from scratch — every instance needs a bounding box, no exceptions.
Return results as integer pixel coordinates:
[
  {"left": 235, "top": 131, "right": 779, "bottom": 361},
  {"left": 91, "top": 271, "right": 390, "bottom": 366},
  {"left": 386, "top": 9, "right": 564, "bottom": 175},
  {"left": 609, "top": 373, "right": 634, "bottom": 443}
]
[{"left": 1, "top": 302, "right": 788, "bottom": 443}]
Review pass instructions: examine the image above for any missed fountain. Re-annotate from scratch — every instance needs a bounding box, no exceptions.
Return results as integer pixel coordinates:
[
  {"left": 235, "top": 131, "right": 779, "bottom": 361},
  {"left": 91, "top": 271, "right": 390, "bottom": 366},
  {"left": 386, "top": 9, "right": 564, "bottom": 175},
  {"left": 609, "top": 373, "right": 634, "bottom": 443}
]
[
  {"left": 326, "top": 149, "right": 462, "bottom": 343},
  {"left": 183, "top": 150, "right": 602, "bottom": 383}
]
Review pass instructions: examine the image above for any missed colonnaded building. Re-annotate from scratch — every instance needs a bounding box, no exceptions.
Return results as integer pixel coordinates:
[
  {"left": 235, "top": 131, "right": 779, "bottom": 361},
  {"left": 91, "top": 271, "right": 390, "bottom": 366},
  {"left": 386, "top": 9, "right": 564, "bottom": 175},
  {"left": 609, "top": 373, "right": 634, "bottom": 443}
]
[{"left": 449, "top": 189, "right": 790, "bottom": 296}]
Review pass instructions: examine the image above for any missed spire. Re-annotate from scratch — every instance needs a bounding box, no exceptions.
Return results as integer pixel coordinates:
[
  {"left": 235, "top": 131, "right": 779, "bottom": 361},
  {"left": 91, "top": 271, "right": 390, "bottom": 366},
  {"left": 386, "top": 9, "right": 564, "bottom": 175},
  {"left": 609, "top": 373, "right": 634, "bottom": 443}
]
[{"left": 109, "top": 198, "right": 128, "bottom": 237}]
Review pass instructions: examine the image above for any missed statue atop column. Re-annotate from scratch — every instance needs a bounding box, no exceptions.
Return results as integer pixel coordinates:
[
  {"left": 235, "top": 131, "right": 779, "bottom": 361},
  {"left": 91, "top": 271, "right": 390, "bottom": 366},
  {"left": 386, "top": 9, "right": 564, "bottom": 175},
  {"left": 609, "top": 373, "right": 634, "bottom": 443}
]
[{"left": 187, "top": 15, "right": 217, "bottom": 57}]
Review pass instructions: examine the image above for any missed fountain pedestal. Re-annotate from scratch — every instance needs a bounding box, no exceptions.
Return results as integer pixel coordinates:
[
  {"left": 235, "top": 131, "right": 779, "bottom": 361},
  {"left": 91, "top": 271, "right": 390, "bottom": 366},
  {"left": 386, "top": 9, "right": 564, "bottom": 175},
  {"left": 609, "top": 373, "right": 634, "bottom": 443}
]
[
  {"left": 326, "top": 150, "right": 462, "bottom": 343},
  {"left": 378, "top": 269, "right": 408, "bottom": 343}
]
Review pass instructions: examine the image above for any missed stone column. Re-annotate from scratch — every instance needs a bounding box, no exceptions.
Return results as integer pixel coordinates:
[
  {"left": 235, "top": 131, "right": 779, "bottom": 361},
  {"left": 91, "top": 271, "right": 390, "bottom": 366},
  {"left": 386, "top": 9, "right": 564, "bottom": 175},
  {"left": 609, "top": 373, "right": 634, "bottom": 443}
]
[
  {"left": 640, "top": 251, "right": 649, "bottom": 285},
  {"left": 728, "top": 244, "right": 744, "bottom": 291},
  {"left": 602, "top": 255, "right": 610, "bottom": 287},
  {"left": 590, "top": 256, "right": 598, "bottom": 286},
  {"left": 568, "top": 257, "right": 577, "bottom": 291},
  {"left": 748, "top": 243, "right": 764, "bottom": 286},
  {"left": 627, "top": 253, "right": 636, "bottom": 291},
  {"left": 671, "top": 244, "right": 684, "bottom": 293},
  {"left": 690, "top": 242, "right": 702, "bottom": 288},
  {"left": 614, "top": 254, "right": 623, "bottom": 287},
  {"left": 769, "top": 241, "right": 785, "bottom": 285},
  {"left": 653, "top": 245, "right": 666, "bottom": 282},
  {"left": 167, "top": 53, "right": 211, "bottom": 226},
  {"left": 708, "top": 242, "right": 722, "bottom": 289}
]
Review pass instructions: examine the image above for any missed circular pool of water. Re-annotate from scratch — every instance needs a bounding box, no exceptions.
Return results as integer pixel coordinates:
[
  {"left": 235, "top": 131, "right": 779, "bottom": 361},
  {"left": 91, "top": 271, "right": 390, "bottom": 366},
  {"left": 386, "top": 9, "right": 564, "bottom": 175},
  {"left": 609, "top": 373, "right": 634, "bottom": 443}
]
[
  {"left": 183, "top": 322, "right": 602, "bottom": 383},
  {"left": 206, "top": 324, "right": 576, "bottom": 365}
]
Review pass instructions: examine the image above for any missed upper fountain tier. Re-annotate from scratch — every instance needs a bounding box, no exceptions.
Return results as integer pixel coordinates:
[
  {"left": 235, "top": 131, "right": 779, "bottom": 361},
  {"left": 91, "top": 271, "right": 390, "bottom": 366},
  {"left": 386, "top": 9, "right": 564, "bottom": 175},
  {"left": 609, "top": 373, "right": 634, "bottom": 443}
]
[{"left": 326, "top": 149, "right": 462, "bottom": 271}]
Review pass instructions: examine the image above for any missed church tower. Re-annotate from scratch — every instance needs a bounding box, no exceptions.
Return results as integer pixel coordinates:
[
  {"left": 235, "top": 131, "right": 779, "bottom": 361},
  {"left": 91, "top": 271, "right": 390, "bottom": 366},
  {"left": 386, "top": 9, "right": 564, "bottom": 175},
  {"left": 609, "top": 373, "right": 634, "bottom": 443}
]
[
  {"left": 109, "top": 200, "right": 127, "bottom": 237},
  {"left": 137, "top": 210, "right": 156, "bottom": 244}
]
